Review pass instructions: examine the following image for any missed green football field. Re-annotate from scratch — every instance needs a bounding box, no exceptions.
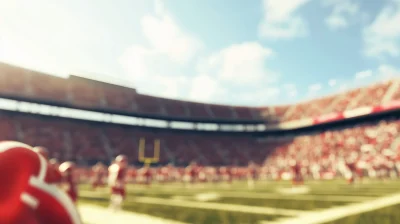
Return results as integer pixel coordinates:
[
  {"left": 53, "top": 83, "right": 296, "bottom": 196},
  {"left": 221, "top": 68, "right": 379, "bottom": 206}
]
[{"left": 78, "top": 179, "right": 400, "bottom": 224}]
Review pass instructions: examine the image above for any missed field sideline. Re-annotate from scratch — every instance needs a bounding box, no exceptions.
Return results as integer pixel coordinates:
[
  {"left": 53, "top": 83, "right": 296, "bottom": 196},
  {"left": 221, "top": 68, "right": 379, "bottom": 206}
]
[{"left": 78, "top": 180, "right": 400, "bottom": 224}]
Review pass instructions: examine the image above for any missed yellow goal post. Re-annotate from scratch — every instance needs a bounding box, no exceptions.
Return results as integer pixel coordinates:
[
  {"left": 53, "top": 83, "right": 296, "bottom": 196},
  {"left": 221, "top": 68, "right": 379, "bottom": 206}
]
[{"left": 138, "top": 138, "right": 160, "bottom": 166}]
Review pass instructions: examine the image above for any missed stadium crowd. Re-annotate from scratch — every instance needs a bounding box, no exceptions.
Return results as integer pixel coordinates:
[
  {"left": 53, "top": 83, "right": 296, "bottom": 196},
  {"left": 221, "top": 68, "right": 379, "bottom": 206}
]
[
  {"left": 265, "top": 119, "right": 400, "bottom": 181},
  {"left": 0, "top": 111, "right": 271, "bottom": 165},
  {"left": 1, "top": 111, "right": 400, "bottom": 184}
]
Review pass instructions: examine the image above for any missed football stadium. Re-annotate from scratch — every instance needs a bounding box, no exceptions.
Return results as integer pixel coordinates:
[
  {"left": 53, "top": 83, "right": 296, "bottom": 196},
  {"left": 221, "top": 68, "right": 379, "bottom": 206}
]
[
  {"left": 1, "top": 0, "right": 400, "bottom": 223},
  {"left": 0, "top": 62, "right": 399, "bottom": 224}
]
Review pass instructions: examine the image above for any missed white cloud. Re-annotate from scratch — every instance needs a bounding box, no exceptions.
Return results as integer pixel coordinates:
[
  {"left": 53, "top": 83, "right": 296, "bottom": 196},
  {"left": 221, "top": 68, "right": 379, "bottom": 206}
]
[
  {"left": 328, "top": 79, "right": 337, "bottom": 86},
  {"left": 377, "top": 64, "right": 400, "bottom": 79},
  {"left": 154, "top": 0, "right": 165, "bottom": 15},
  {"left": 324, "top": 0, "right": 359, "bottom": 30},
  {"left": 339, "top": 83, "right": 348, "bottom": 91},
  {"left": 283, "top": 84, "right": 297, "bottom": 97},
  {"left": 140, "top": 2, "right": 202, "bottom": 63},
  {"left": 325, "top": 16, "right": 347, "bottom": 29},
  {"left": 228, "top": 87, "right": 281, "bottom": 106},
  {"left": 198, "top": 42, "right": 277, "bottom": 85},
  {"left": 305, "top": 83, "right": 322, "bottom": 99},
  {"left": 309, "top": 83, "right": 322, "bottom": 92},
  {"left": 120, "top": 2, "right": 279, "bottom": 105},
  {"left": 259, "top": 0, "right": 311, "bottom": 39},
  {"left": 283, "top": 83, "right": 296, "bottom": 90},
  {"left": 351, "top": 65, "right": 399, "bottom": 84},
  {"left": 119, "top": 46, "right": 191, "bottom": 98},
  {"left": 188, "top": 75, "right": 226, "bottom": 102},
  {"left": 119, "top": 45, "right": 195, "bottom": 99},
  {"left": 264, "top": 87, "right": 281, "bottom": 97},
  {"left": 189, "top": 42, "right": 280, "bottom": 105},
  {"left": 119, "top": 0, "right": 202, "bottom": 99},
  {"left": 0, "top": 1, "right": 109, "bottom": 77},
  {"left": 119, "top": 46, "right": 152, "bottom": 79},
  {"left": 287, "top": 89, "right": 298, "bottom": 97},
  {"left": 355, "top": 70, "right": 373, "bottom": 79},
  {"left": 363, "top": 1, "right": 400, "bottom": 58}
]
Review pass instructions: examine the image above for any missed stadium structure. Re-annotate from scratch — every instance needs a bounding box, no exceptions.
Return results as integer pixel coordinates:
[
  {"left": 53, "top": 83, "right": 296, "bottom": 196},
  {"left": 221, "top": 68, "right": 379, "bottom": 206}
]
[
  {"left": 1, "top": 61, "right": 400, "bottom": 224},
  {"left": 0, "top": 61, "right": 399, "bottom": 167}
]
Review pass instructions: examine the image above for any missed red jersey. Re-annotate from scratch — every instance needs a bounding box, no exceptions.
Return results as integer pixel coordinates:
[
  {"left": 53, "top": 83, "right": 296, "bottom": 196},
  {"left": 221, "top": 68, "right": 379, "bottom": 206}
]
[
  {"left": 186, "top": 165, "right": 198, "bottom": 176},
  {"left": 247, "top": 166, "right": 257, "bottom": 178},
  {"left": 161, "top": 166, "right": 170, "bottom": 176},
  {"left": 92, "top": 165, "right": 106, "bottom": 179},
  {"left": 0, "top": 141, "right": 81, "bottom": 224},
  {"left": 48, "top": 162, "right": 63, "bottom": 183},
  {"left": 346, "top": 162, "right": 357, "bottom": 172},
  {"left": 140, "top": 167, "right": 152, "bottom": 177},
  {"left": 60, "top": 169, "right": 78, "bottom": 203},
  {"left": 108, "top": 164, "right": 127, "bottom": 198},
  {"left": 291, "top": 164, "right": 301, "bottom": 174},
  {"left": 127, "top": 168, "right": 137, "bottom": 178}
]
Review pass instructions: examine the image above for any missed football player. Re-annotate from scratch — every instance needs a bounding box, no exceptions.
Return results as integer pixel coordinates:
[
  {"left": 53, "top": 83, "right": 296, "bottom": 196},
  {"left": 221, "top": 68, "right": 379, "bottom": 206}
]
[
  {"left": 108, "top": 154, "right": 128, "bottom": 211},
  {"left": 0, "top": 141, "right": 81, "bottom": 224},
  {"left": 91, "top": 162, "right": 106, "bottom": 190},
  {"left": 59, "top": 162, "right": 78, "bottom": 203}
]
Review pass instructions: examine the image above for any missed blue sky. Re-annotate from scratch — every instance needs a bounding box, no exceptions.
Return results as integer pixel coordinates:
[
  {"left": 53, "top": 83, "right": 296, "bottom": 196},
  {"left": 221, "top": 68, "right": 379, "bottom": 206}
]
[{"left": 0, "top": 0, "right": 399, "bottom": 106}]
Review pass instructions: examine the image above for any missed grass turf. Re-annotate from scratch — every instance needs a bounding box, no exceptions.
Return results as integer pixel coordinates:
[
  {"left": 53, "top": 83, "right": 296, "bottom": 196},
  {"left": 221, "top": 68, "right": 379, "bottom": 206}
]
[
  {"left": 79, "top": 179, "right": 400, "bottom": 224},
  {"left": 216, "top": 197, "right": 351, "bottom": 210},
  {"left": 79, "top": 197, "right": 284, "bottom": 224},
  {"left": 322, "top": 203, "right": 400, "bottom": 224}
]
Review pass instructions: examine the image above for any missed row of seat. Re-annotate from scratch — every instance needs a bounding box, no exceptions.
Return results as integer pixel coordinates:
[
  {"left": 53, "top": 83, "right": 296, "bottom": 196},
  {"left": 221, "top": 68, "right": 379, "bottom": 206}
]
[
  {"left": 264, "top": 119, "right": 400, "bottom": 174},
  {"left": 0, "top": 111, "right": 273, "bottom": 165},
  {"left": 276, "top": 80, "right": 398, "bottom": 122},
  {"left": 0, "top": 63, "right": 398, "bottom": 123},
  {"left": 392, "top": 84, "right": 400, "bottom": 101},
  {"left": 1, "top": 110, "right": 399, "bottom": 168}
]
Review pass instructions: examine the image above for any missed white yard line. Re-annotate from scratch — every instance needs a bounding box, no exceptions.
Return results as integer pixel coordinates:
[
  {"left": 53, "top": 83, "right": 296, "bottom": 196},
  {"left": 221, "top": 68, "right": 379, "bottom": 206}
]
[
  {"left": 133, "top": 197, "right": 306, "bottom": 216},
  {"left": 79, "top": 204, "right": 188, "bottom": 224},
  {"left": 261, "top": 192, "right": 400, "bottom": 224},
  {"left": 80, "top": 190, "right": 108, "bottom": 195},
  {"left": 218, "top": 192, "right": 372, "bottom": 202},
  {"left": 80, "top": 192, "right": 305, "bottom": 216},
  {"left": 80, "top": 190, "right": 373, "bottom": 202}
]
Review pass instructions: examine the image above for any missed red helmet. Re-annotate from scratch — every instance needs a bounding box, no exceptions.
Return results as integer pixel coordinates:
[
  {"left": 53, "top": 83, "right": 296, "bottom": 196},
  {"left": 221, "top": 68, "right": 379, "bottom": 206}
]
[
  {"left": 59, "top": 162, "right": 75, "bottom": 173},
  {"left": 33, "top": 146, "right": 49, "bottom": 159},
  {"left": 0, "top": 141, "right": 81, "bottom": 224},
  {"left": 115, "top": 154, "right": 128, "bottom": 163}
]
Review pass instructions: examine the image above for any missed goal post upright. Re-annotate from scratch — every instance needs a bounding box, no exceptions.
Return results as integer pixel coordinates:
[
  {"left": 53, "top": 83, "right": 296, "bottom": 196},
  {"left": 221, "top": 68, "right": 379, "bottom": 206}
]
[{"left": 138, "top": 138, "right": 160, "bottom": 167}]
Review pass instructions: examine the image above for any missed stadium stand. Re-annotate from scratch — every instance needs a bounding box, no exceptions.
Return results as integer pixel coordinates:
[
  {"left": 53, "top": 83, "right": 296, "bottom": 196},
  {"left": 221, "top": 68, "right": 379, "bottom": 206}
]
[
  {"left": 1, "top": 62, "right": 399, "bottom": 124},
  {"left": 0, "top": 111, "right": 276, "bottom": 166},
  {"left": 102, "top": 85, "right": 136, "bottom": 111},
  {"left": 0, "top": 62, "right": 267, "bottom": 121},
  {"left": 0, "top": 62, "right": 399, "bottom": 171},
  {"left": 278, "top": 80, "right": 398, "bottom": 122},
  {"left": 392, "top": 81, "right": 400, "bottom": 100},
  {"left": 265, "top": 118, "right": 400, "bottom": 176},
  {"left": 1, "top": 110, "right": 399, "bottom": 173},
  {"left": 160, "top": 98, "right": 188, "bottom": 117}
]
